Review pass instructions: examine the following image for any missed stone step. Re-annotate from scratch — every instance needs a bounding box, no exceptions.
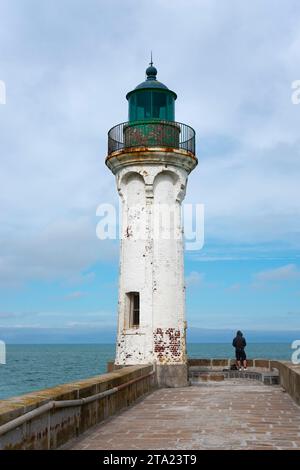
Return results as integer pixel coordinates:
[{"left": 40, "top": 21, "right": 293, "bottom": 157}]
[{"left": 189, "top": 369, "right": 280, "bottom": 385}]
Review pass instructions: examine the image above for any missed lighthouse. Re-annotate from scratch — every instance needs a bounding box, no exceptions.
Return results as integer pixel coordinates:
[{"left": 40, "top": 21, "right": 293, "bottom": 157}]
[{"left": 106, "top": 61, "right": 197, "bottom": 387}]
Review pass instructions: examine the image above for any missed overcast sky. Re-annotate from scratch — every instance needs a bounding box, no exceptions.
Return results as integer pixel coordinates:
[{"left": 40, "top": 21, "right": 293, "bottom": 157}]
[{"left": 0, "top": 0, "right": 300, "bottom": 341}]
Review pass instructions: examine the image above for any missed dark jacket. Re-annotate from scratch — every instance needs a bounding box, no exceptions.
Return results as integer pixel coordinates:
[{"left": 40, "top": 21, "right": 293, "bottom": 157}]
[{"left": 232, "top": 335, "right": 246, "bottom": 350}]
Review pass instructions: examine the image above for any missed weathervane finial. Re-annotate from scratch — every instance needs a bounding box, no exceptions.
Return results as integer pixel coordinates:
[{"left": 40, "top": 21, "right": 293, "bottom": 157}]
[{"left": 150, "top": 51, "right": 153, "bottom": 67}]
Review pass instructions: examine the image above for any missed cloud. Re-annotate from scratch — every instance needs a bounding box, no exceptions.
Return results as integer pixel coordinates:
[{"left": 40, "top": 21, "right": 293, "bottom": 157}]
[
  {"left": 185, "top": 271, "right": 205, "bottom": 287},
  {"left": 0, "top": 312, "right": 15, "bottom": 319},
  {"left": 0, "top": 0, "right": 300, "bottom": 344},
  {"left": 64, "top": 291, "right": 87, "bottom": 300},
  {"left": 0, "top": 216, "right": 118, "bottom": 287},
  {"left": 226, "top": 283, "right": 241, "bottom": 292},
  {"left": 0, "top": 1, "right": 299, "bottom": 286},
  {"left": 254, "top": 264, "right": 300, "bottom": 283},
  {"left": 66, "top": 321, "right": 109, "bottom": 328},
  {"left": 0, "top": 326, "right": 117, "bottom": 344},
  {"left": 0, "top": 309, "right": 116, "bottom": 329}
]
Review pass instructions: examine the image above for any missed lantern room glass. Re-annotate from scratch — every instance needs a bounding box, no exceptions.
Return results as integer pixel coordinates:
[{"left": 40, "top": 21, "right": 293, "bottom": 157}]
[{"left": 128, "top": 90, "right": 175, "bottom": 122}]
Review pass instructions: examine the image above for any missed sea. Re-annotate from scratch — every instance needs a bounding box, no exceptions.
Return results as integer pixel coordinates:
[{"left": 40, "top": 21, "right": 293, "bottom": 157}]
[{"left": 0, "top": 343, "right": 293, "bottom": 400}]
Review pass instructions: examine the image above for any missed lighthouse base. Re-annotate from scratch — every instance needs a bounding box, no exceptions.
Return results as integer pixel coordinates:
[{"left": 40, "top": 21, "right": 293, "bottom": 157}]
[{"left": 156, "top": 363, "right": 189, "bottom": 388}]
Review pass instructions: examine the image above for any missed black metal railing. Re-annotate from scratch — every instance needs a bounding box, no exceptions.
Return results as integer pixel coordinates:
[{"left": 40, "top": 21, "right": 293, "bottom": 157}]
[{"left": 107, "top": 120, "right": 195, "bottom": 156}]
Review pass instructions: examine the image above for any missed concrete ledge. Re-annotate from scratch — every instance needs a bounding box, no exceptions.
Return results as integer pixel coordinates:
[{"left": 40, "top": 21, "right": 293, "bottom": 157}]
[
  {"left": 188, "top": 359, "right": 300, "bottom": 402},
  {"left": 188, "top": 358, "right": 273, "bottom": 368},
  {"left": 189, "top": 368, "right": 279, "bottom": 385},
  {"left": 0, "top": 365, "right": 156, "bottom": 450}
]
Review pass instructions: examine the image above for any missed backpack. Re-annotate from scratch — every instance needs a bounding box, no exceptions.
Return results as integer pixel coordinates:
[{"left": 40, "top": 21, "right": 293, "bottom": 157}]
[{"left": 235, "top": 335, "right": 244, "bottom": 349}]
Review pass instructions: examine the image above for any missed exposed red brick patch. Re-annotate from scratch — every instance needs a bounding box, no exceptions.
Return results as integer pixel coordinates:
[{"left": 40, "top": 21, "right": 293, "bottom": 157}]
[{"left": 153, "top": 327, "right": 183, "bottom": 362}]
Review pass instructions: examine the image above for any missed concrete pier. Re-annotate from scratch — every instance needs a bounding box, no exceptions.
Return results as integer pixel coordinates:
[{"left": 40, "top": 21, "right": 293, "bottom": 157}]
[
  {"left": 65, "top": 379, "right": 300, "bottom": 450},
  {"left": 1, "top": 359, "right": 300, "bottom": 450}
]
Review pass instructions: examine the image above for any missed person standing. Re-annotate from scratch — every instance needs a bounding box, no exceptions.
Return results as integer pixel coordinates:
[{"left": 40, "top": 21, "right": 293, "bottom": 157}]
[{"left": 232, "top": 330, "right": 247, "bottom": 371}]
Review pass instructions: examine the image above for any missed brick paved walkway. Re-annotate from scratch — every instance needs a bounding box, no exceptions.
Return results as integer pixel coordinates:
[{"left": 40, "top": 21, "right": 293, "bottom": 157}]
[{"left": 65, "top": 380, "right": 300, "bottom": 450}]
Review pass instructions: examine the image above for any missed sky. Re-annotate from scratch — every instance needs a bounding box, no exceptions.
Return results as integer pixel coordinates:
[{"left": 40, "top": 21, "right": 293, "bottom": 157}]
[{"left": 0, "top": 0, "right": 300, "bottom": 343}]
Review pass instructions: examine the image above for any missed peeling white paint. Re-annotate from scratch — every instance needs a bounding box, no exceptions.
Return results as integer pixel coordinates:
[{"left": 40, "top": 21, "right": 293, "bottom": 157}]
[{"left": 107, "top": 150, "right": 197, "bottom": 366}]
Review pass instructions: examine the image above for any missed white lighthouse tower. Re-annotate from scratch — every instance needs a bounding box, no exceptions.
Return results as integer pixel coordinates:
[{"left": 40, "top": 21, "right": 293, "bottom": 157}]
[{"left": 106, "top": 61, "right": 197, "bottom": 386}]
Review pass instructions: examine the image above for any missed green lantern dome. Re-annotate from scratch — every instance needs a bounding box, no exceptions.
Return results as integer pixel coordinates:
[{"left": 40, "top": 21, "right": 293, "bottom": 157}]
[{"left": 126, "top": 61, "right": 177, "bottom": 122}]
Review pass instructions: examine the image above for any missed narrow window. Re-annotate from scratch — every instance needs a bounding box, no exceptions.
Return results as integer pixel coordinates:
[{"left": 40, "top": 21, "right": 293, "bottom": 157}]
[{"left": 126, "top": 292, "right": 140, "bottom": 328}]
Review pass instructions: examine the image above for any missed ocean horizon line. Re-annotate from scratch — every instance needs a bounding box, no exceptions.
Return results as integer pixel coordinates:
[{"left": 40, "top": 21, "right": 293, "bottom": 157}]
[{"left": 1, "top": 340, "right": 294, "bottom": 345}]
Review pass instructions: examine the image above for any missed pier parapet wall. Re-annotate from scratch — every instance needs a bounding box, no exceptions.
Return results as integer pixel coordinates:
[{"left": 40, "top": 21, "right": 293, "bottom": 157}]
[
  {"left": 0, "top": 364, "right": 155, "bottom": 450},
  {"left": 271, "top": 360, "right": 300, "bottom": 405}
]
